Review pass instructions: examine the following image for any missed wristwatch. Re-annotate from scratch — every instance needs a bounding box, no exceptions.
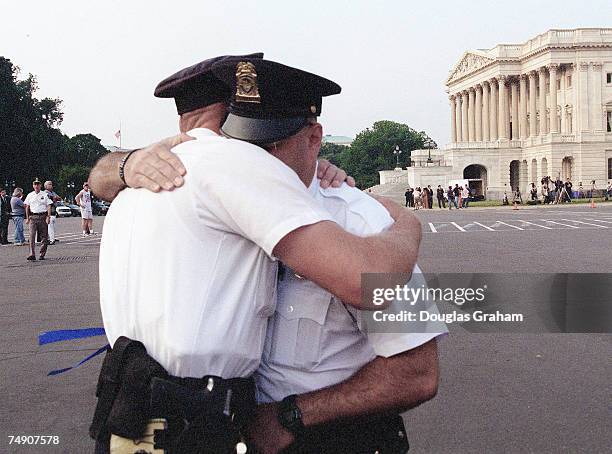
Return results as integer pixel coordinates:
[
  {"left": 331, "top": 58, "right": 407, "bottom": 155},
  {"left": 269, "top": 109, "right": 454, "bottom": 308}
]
[{"left": 278, "top": 395, "right": 305, "bottom": 438}]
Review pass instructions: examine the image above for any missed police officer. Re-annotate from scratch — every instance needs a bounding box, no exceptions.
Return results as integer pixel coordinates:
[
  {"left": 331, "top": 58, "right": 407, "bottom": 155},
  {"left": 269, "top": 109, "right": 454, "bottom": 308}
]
[
  {"left": 211, "top": 56, "right": 444, "bottom": 454},
  {"left": 93, "top": 55, "right": 421, "bottom": 454},
  {"left": 24, "top": 178, "right": 52, "bottom": 261},
  {"left": 44, "top": 180, "right": 62, "bottom": 244}
]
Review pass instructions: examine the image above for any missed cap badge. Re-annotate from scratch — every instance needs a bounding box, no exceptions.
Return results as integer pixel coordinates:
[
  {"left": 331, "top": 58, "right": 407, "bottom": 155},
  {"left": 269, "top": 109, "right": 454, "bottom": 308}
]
[{"left": 235, "top": 62, "right": 261, "bottom": 104}]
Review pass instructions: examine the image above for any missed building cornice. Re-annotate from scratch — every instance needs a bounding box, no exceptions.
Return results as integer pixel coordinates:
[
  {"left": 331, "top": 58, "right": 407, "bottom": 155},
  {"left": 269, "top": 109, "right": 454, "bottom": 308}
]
[{"left": 446, "top": 28, "right": 612, "bottom": 86}]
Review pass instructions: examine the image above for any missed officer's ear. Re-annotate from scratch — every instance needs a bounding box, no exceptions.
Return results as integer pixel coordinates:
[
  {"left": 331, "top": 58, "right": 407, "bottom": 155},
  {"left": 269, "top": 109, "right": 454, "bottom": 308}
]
[{"left": 306, "top": 121, "right": 323, "bottom": 154}]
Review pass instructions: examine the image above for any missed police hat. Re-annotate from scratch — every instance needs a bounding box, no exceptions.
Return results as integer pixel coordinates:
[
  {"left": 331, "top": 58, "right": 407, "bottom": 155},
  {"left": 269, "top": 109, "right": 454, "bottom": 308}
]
[
  {"left": 33, "top": 178, "right": 41, "bottom": 184},
  {"left": 211, "top": 58, "right": 341, "bottom": 145},
  {"left": 154, "top": 53, "right": 264, "bottom": 115}
]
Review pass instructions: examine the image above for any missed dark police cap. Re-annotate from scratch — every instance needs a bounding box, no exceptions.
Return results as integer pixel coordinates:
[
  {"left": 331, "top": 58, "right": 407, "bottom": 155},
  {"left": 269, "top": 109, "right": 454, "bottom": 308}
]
[
  {"left": 211, "top": 57, "right": 341, "bottom": 145},
  {"left": 154, "top": 53, "right": 264, "bottom": 115}
]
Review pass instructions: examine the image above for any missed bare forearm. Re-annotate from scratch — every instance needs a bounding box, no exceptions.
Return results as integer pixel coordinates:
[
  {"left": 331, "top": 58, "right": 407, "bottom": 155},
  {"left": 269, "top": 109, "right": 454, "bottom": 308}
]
[
  {"left": 297, "top": 339, "right": 439, "bottom": 427},
  {"left": 88, "top": 152, "right": 129, "bottom": 202},
  {"left": 362, "top": 211, "right": 422, "bottom": 275}
]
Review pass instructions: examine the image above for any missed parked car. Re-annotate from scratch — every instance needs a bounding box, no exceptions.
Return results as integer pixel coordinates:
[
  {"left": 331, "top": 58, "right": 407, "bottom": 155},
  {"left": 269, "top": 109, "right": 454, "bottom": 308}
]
[
  {"left": 66, "top": 203, "right": 81, "bottom": 217},
  {"left": 92, "top": 201, "right": 110, "bottom": 216},
  {"left": 55, "top": 202, "right": 72, "bottom": 218}
]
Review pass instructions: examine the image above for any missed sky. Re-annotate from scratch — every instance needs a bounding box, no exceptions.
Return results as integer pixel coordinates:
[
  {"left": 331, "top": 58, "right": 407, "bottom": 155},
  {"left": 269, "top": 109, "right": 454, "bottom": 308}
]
[{"left": 2, "top": 0, "right": 610, "bottom": 149}]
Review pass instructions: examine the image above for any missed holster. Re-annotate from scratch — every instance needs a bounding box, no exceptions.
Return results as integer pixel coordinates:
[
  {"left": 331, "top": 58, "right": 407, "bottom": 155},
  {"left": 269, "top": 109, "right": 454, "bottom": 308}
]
[
  {"left": 89, "top": 336, "right": 166, "bottom": 441},
  {"left": 90, "top": 336, "right": 255, "bottom": 454}
]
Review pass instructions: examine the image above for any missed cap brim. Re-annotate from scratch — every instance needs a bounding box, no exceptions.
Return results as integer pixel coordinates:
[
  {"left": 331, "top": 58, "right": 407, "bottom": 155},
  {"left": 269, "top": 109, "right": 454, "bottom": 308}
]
[{"left": 221, "top": 114, "right": 308, "bottom": 145}]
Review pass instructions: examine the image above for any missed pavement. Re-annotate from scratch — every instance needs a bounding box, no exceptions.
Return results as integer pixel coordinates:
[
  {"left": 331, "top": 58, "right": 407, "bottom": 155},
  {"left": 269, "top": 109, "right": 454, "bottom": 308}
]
[{"left": 0, "top": 206, "right": 610, "bottom": 453}]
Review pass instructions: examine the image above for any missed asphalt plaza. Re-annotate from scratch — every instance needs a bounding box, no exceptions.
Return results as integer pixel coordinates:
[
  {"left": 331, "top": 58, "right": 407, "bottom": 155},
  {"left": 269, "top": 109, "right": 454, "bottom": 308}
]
[{"left": 0, "top": 206, "right": 610, "bottom": 453}]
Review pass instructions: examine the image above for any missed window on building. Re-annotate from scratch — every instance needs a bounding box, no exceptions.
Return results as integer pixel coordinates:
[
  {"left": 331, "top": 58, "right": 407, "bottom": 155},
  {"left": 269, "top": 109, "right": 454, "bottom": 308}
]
[
  {"left": 607, "top": 111, "right": 612, "bottom": 133},
  {"left": 607, "top": 73, "right": 612, "bottom": 84},
  {"left": 536, "top": 87, "right": 540, "bottom": 97},
  {"left": 567, "top": 75, "right": 572, "bottom": 87},
  {"left": 609, "top": 158, "right": 612, "bottom": 180},
  {"left": 557, "top": 79, "right": 561, "bottom": 90}
]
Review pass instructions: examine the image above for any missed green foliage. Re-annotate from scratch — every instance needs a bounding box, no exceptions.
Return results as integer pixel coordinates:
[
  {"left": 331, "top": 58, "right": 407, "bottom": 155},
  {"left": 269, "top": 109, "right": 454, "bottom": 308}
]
[
  {"left": 0, "top": 57, "right": 107, "bottom": 191},
  {"left": 319, "top": 142, "right": 346, "bottom": 166},
  {"left": 64, "top": 134, "right": 108, "bottom": 168},
  {"left": 334, "top": 120, "right": 433, "bottom": 189},
  {"left": 56, "top": 164, "right": 91, "bottom": 200}
]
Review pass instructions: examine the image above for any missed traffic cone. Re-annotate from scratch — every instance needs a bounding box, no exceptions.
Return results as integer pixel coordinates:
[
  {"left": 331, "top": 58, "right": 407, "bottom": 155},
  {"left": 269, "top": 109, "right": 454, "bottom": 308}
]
[
  {"left": 512, "top": 201, "right": 519, "bottom": 210},
  {"left": 590, "top": 198, "right": 596, "bottom": 208}
]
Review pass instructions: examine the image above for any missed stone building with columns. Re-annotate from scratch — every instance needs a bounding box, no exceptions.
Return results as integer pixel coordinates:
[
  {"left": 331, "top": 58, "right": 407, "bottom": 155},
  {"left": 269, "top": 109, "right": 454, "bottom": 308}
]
[
  {"left": 445, "top": 28, "right": 612, "bottom": 199},
  {"left": 394, "top": 28, "right": 612, "bottom": 200}
]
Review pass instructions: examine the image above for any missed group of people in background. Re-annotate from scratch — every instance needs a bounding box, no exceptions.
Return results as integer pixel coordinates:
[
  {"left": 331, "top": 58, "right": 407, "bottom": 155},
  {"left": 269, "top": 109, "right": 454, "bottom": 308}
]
[
  {"left": 405, "top": 183, "right": 472, "bottom": 210},
  {"left": 505, "top": 177, "right": 612, "bottom": 205},
  {"left": 0, "top": 179, "right": 94, "bottom": 260}
]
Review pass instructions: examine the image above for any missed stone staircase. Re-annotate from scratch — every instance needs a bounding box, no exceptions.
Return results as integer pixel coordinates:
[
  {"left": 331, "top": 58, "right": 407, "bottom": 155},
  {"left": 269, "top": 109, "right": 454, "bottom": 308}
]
[{"left": 364, "top": 182, "right": 409, "bottom": 205}]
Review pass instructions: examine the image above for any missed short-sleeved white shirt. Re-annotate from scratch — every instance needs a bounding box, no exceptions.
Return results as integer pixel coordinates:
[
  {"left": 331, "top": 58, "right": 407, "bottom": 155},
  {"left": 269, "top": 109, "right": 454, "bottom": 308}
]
[
  {"left": 99, "top": 128, "right": 334, "bottom": 379},
  {"left": 77, "top": 189, "right": 92, "bottom": 210},
  {"left": 24, "top": 190, "right": 52, "bottom": 214},
  {"left": 256, "top": 175, "right": 447, "bottom": 403}
]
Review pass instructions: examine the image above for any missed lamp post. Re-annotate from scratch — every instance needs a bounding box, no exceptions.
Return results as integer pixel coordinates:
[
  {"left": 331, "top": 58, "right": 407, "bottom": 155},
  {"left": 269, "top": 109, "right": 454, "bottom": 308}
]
[
  {"left": 393, "top": 145, "right": 402, "bottom": 169},
  {"left": 67, "top": 181, "right": 75, "bottom": 203},
  {"left": 424, "top": 138, "right": 436, "bottom": 164}
]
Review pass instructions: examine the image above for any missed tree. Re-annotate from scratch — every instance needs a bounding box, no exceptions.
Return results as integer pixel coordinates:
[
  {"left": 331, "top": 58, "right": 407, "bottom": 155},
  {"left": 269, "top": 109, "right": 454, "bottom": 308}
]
[
  {"left": 0, "top": 57, "right": 107, "bottom": 190},
  {"left": 63, "top": 134, "right": 108, "bottom": 168},
  {"left": 336, "top": 120, "right": 433, "bottom": 189},
  {"left": 56, "top": 164, "right": 91, "bottom": 201},
  {"left": 319, "top": 142, "right": 346, "bottom": 166}
]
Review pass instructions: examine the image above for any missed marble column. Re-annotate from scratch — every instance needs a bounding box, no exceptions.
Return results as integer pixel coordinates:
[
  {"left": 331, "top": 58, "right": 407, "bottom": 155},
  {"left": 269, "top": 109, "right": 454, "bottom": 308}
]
[
  {"left": 482, "top": 82, "right": 490, "bottom": 141},
  {"left": 578, "top": 61, "right": 589, "bottom": 131},
  {"left": 538, "top": 67, "right": 547, "bottom": 135},
  {"left": 489, "top": 79, "right": 498, "bottom": 140},
  {"left": 498, "top": 76, "right": 507, "bottom": 139},
  {"left": 528, "top": 71, "right": 537, "bottom": 137},
  {"left": 511, "top": 79, "right": 519, "bottom": 140},
  {"left": 519, "top": 74, "right": 528, "bottom": 139},
  {"left": 468, "top": 88, "right": 475, "bottom": 142},
  {"left": 591, "top": 62, "right": 603, "bottom": 130},
  {"left": 475, "top": 85, "right": 483, "bottom": 141},
  {"left": 450, "top": 95, "right": 457, "bottom": 143},
  {"left": 461, "top": 91, "right": 469, "bottom": 141},
  {"left": 548, "top": 64, "right": 559, "bottom": 133},
  {"left": 455, "top": 93, "right": 463, "bottom": 142}
]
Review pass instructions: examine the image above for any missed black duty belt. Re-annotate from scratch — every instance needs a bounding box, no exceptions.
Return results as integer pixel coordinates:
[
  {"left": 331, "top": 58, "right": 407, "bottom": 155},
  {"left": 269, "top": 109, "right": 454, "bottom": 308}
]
[
  {"left": 90, "top": 336, "right": 255, "bottom": 454},
  {"left": 30, "top": 212, "right": 47, "bottom": 215}
]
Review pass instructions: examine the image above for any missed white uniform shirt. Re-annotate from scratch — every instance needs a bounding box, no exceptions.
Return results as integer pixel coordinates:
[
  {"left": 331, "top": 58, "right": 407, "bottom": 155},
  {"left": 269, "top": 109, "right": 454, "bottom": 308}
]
[
  {"left": 24, "top": 190, "right": 52, "bottom": 214},
  {"left": 77, "top": 189, "right": 92, "bottom": 210},
  {"left": 256, "top": 175, "right": 447, "bottom": 403},
  {"left": 100, "top": 128, "right": 334, "bottom": 379}
]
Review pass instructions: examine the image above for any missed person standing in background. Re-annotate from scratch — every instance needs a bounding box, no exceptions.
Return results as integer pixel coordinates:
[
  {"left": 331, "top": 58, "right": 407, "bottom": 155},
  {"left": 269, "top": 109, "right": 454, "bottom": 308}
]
[
  {"left": 426, "top": 185, "right": 434, "bottom": 209},
  {"left": 436, "top": 185, "right": 446, "bottom": 209},
  {"left": 447, "top": 186, "right": 456, "bottom": 210},
  {"left": 44, "top": 181, "right": 62, "bottom": 244},
  {"left": 462, "top": 185, "right": 470, "bottom": 208},
  {"left": 75, "top": 182, "right": 93, "bottom": 236},
  {"left": 421, "top": 186, "right": 429, "bottom": 210},
  {"left": 0, "top": 188, "right": 11, "bottom": 244},
  {"left": 10, "top": 188, "right": 26, "bottom": 246},
  {"left": 24, "top": 178, "right": 52, "bottom": 261}
]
